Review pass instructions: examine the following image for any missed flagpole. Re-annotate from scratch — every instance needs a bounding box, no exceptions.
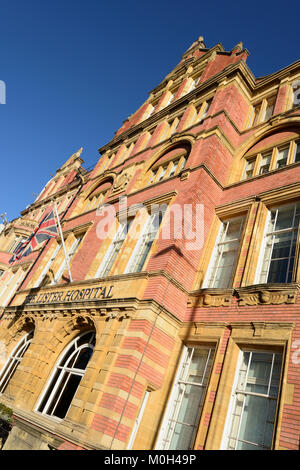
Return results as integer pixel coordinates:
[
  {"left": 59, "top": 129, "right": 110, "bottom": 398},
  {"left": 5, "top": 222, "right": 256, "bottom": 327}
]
[{"left": 53, "top": 200, "right": 73, "bottom": 283}]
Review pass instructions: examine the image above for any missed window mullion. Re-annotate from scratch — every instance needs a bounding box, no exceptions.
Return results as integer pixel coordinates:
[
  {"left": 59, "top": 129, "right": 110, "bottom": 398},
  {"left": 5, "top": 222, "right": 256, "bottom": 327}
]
[
  {"left": 233, "top": 352, "right": 252, "bottom": 449},
  {"left": 50, "top": 371, "right": 73, "bottom": 416},
  {"left": 165, "top": 348, "right": 194, "bottom": 449}
]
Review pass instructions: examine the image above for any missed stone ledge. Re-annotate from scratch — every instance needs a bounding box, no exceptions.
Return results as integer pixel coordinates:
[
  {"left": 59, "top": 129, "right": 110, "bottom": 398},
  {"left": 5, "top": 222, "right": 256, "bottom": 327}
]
[
  {"left": 188, "top": 284, "right": 300, "bottom": 308},
  {"left": 236, "top": 283, "right": 300, "bottom": 306},
  {"left": 188, "top": 288, "right": 234, "bottom": 307}
]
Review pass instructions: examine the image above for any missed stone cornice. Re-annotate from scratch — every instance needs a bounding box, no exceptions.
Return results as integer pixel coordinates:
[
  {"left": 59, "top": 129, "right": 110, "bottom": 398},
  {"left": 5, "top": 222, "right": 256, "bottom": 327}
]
[
  {"left": 188, "top": 288, "right": 234, "bottom": 307},
  {"left": 236, "top": 283, "right": 300, "bottom": 306},
  {"left": 187, "top": 283, "right": 300, "bottom": 308}
]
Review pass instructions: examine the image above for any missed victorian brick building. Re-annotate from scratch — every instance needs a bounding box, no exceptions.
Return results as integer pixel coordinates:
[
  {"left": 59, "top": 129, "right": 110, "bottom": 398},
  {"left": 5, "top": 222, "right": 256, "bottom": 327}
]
[{"left": 0, "top": 36, "right": 299, "bottom": 450}]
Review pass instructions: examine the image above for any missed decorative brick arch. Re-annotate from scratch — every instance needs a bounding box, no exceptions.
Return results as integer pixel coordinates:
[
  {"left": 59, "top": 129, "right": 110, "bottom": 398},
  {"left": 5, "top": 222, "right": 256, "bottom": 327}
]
[
  {"left": 236, "top": 117, "right": 300, "bottom": 163},
  {"left": 83, "top": 174, "right": 115, "bottom": 201},
  {"left": 144, "top": 136, "right": 194, "bottom": 175}
]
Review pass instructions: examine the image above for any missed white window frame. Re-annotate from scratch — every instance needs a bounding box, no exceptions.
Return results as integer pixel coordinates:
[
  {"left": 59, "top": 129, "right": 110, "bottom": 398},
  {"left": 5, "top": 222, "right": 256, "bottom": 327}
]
[
  {"left": 203, "top": 217, "right": 244, "bottom": 289},
  {"left": 221, "top": 349, "right": 283, "bottom": 450},
  {"left": 51, "top": 236, "right": 83, "bottom": 285},
  {"left": 35, "top": 331, "right": 95, "bottom": 420},
  {"left": 127, "top": 391, "right": 150, "bottom": 449},
  {"left": 255, "top": 203, "right": 300, "bottom": 284},
  {"left": 95, "top": 220, "right": 131, "bottom": 278},
  {"left": 34, "top": 243, "right": 61, "bottom": 287},
  {"left": 124, "top": 210, "right": 165, "bottom": 274},
  {"left": 156, "top": 345, "right": 214, "bottom": 450},
  {"left": 0, "top": 330, "right": 34, "bottom": 394},
  {"left": 1, "top": 269, "right": 26, "bottom": 306}
]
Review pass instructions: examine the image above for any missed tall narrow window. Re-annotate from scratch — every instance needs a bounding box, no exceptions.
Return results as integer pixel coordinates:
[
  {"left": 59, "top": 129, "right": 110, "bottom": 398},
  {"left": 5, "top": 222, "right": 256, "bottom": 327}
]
[
  {"left": 157, "top": 165, "right": 168, "bottom": 182},
  {"left": 0, "top": 330, "right": 34, "bottom": 394},
  {"left": 292, "top": 142, "right": 300, "bottom": 163},
  {"left": 252, "top": 104, "right": 261, "bottom": 127},
  {"left": 242, "top": 159, "right": 255, "bottom": 180},
  {"left": 258, "top": 203, "right": 300, "bottom": 284},
  {"left": 275, "top": 146, "right": 289, "bottom": 169},
  {"left": 1, "top": 269, "right": 26, "bottom": 306},
  {"left": 262, "top": 98, "right": 275, "bottom": 122},
  {"left": 12, "top": 237, "right": 27, "bottom": 254},
  {"left": 96, "top": 220, "right": 132, "bottom": 277},
  {"left": 156, "top": 346, "right": 215, "bottom": 450},
  {"left": 127, "top": 391, "right": 150, "bottom": 449},
  {"left": 51, "top": 236, "right": 83, "bottom": 285},
  {"left": 34, "top": 243, "right": 61, "bottom": 287},
  {"left": 168, "top": 160, "right": 179, "bottom": 178},
  {"left": 200, "top": 98, "right": 212, "bottom": 120},
  {"left": 147, "top": 170, "right": 157, "bottom": 186},
  {"left": 258, "top": 153, "right": 272, "bottom": 175},
  {"left": 37, "top": 331, "right": 95, "bottom": 419},
  {"left": 223, "top": 350, "right": 282, "bottom": 450},
  {"left": 125, "top": 210, "right": 165, "bottom": 274},
  {"left": 204, "top": 217, "right": 244, "bottom": 288},
  {"left": 292, "top": 83, "right": 300, "bottom": 109}
]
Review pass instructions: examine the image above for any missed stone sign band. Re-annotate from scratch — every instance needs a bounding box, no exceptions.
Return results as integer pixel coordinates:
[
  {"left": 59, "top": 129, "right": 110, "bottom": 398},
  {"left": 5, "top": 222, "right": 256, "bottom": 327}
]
[{"left": 23, "top": 285, "right": 114, "bottom": 305}]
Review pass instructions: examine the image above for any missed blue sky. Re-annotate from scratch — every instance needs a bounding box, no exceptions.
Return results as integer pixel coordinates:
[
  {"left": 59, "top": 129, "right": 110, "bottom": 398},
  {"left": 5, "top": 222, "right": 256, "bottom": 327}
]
[{"left": 1, "top": 0, "right": 300, "bottom": 222}]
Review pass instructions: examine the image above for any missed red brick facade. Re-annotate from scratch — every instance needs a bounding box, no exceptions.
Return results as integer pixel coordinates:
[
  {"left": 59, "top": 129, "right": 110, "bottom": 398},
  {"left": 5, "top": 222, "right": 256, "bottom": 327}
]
[{"left": 0, "top": 37, "right": 299, "bottom": 450}]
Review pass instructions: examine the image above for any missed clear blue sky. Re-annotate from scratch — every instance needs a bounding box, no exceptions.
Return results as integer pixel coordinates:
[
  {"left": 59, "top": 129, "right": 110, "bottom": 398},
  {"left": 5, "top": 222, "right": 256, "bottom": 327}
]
[{"left": 1, "top": 0, "right": 300, "bottom": 222}]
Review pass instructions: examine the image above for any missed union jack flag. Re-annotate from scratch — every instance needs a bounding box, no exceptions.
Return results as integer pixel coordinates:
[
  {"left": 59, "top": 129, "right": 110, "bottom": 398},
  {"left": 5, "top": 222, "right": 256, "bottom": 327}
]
[{"left": 9, "top": 209, "right": 59, "bottom": 264}]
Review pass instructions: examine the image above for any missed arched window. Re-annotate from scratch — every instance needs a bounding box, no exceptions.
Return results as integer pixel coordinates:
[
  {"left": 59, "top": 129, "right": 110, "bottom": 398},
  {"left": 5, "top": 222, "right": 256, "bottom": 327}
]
[
  {"left": 147, "top": 144, "right": 189, "bottom": 186},
  {"left": 82, "top": 180, "right": 112, "bottom": 213},
  {"left": 241, "top": 130, "right": 300, "bottom": 181},
  {"left": 37, "top": 330, "right": 95, "bottom": 419},
  {"left": 0, "top": 330, "right": 34, "bottom": 394}
]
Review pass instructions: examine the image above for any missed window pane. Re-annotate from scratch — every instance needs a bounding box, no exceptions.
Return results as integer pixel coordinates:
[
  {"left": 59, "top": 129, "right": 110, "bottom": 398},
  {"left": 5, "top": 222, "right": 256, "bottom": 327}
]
[
  {"left": 38, "top": 332, "right": 95, "bottom": 419},
  {"left": 129, "top": 211, "right": 165, "bottom": 273},
  {"left": 38, "top": 369, "right": 61, "bottom": 412},
  {"left": 0, "top": 331, "right": 33, "bottom": 393},
  {"left": 226, "top": 351, "right": 282, "bottom": 450},
  {"left": 275, "top": 147, "right": 289, "bottom": 169},
  {"left": 160, "top": 347, "right": 214, "bottom": 450},
  {"left": 187, "top": 349, "right": 213, "bottom": 385},
  {"left": 263, "top": 100, "right": 275, "bottom": 122},
  {"left": 294, "top": 143, "right": 300, "bottom": 163},
  {"left": 158, "top": 166, "right": 168, "bottom": 181},
  {"left": 258, "top": 153, "right": 272, "bottom": 174},
  {"left": 260, "top": 204, "right": 299, "bottom": 283},
  {"left": 243, "top": 160, "right": 255, "bottom": 179},
  {"left": 169, "top": 422, "right": 194, "bottom": 451},
  {"left": 206, "top": 217, "right": 243, "bottom": 289},
  {"left": 52, "top": 373, "right": 82, "bottom": 419},
  {"left": 274, "top": 205, "right": 295, "bottom": 231},
  {"left": 237, "top": 394, "right": 272, "bottom": 448},
  {"left": 169, "top": 161, "right": 178, "bottom": 177},
  {"left": 246, "top": 352, "right": 273, "bottom": 395},
  {"left": 252, "top": 105, "right": 260, "bottom": 126},
  {"left": 73, "top": 347, "right": 94, "bottom": 370}
]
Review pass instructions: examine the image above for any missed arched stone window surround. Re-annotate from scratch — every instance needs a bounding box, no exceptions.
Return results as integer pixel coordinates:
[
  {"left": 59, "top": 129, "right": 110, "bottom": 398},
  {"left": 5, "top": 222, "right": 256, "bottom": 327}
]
[
  {"left": 79, "top": 174, "right": 115, "bottom": 214},
  {"left": 35, "top": 328, "right": 96, "bottom": 420},
  {"left": 0, "top": 325, "right": 34, "bottom": 394},
  {"left": 143, "top": 138, "right": 193, "bottom": 187},
  {"left": 229, "top": 118, "right": 300, "bottom": 184}
]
